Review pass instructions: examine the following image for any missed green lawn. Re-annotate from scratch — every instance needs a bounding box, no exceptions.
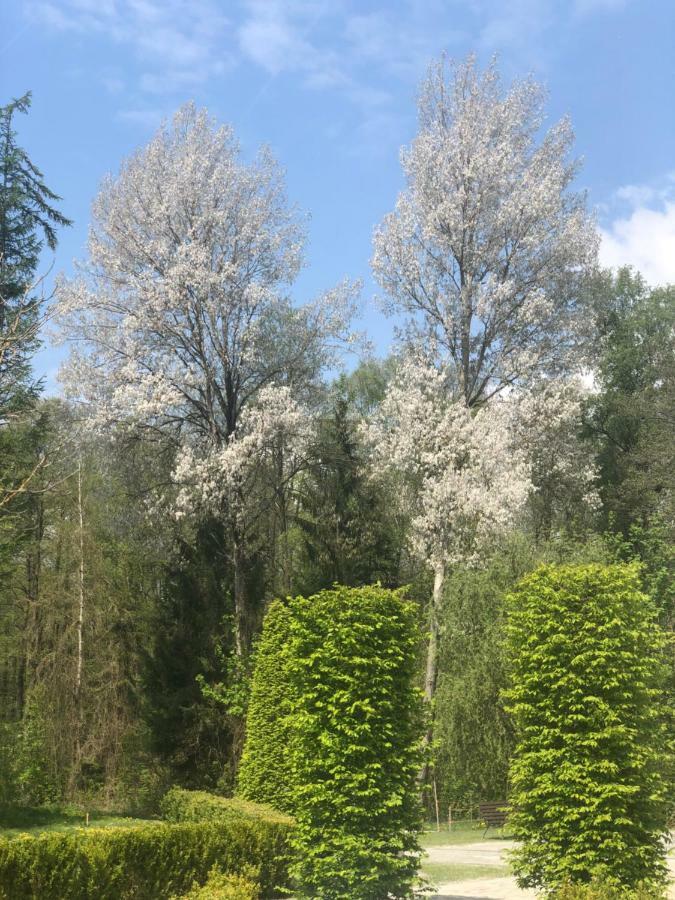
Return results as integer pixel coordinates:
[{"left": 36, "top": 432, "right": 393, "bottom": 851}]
[
  {"left": 419, "top": 819, "right": 512, "bottom": 848},
  {"left": 0, "top": 805, "right": 154, "bottom": 840},
  {"left": 420, "top": 861, "right": 509, "bottom": 883}
]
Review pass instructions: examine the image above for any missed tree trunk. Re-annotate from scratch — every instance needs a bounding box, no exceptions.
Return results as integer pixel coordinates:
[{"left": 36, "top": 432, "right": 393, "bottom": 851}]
[
  {"left": 75, "top": 459, "right": 85, "bottom": 702},
  {"left": 420, "top": 561, "right": 445, "bottom": 785},
  {"left": 233, "top": 539, "right": 248, "bottom": 657},
  {"left": 71, "top": 457, "right": 85, "bottom": 796}
]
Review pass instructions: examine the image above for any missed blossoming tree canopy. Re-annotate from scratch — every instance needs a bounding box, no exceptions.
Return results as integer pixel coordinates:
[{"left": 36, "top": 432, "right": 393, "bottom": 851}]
[
  {"left": 56, "top": 102, "right": 357, "bottom": 653},
  {"left": 372, "top": 55, "right": 598, "bottom": 406},
  {"left": 366, "top": 356, "right": 531, "bottom": 710}
]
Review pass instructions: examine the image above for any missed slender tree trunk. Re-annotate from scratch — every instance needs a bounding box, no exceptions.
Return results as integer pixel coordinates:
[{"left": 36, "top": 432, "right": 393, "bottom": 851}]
[
  {"left": 233, "top": 539, "right": 247, "bottom": 657},
  {"left": 75, "top": 459, "right": 84, "bottom": 701},
  {"left": 425, "top": 562, "right": 445, "bottom": 702},
  {"left": 19, "top": 496, "right": 44, "bottom": 717},
  {"left": 71, "top": 457, "right": 85, "bottom": 795},
  {"left": 420, "top": 560, "right": 445, "bottom": 785}
]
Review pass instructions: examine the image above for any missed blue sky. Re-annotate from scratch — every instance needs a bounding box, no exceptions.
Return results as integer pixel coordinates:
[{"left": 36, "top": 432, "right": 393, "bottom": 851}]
[{"left": 2, "top": 0, "right": 675, "bottom": 389}]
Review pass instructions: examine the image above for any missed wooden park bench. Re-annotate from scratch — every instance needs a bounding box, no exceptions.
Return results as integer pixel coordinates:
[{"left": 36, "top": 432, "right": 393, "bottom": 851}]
[{"left": 478, "top": 801, "right": 508, "bottom": 836}]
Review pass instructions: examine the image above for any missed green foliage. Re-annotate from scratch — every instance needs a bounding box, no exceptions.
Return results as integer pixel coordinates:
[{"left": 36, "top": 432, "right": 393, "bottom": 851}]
[
  {"left": 604, "top": 519, "right": 675, "bottom": 630},
  {"left": 160, "top": 787, "right": 294, "bottom": 827},
  {"left": 0, "top": 92, "right": 71, "bottom": 423},
  {"left": 178, "top": 866, "right": 260, "bottom": 899},
  {"left": 0, "top": 812, "right": 291, "bottom": 899},
  {"left": 287, "top": 585, "right": 423, "bottom": 899},
  {"left": 553, "top": 877, "right": 665, "bottom": 899},
  {"left": 435, "top": 549, "right": 522, "bottom": 808},
  {"left": 435, "top": 534, "right": 610, "bottom": 811},
  {"left": 10, "top": 684, "right": 62, "bottom": 806},
  {"left": 237, "top": 601, "right": 295, "bottom": 813},
  {"left": 293, "top": 367, "right": 403, "bottom": 595},
  {"left": 586, "top": 268, "right": 675, "bottom": 536},
  {"left": 144, "top": 519, "right": 238, "bottom": 791},
  {"left": 504, "top": 563, "right": 671, "bottom": 893}
]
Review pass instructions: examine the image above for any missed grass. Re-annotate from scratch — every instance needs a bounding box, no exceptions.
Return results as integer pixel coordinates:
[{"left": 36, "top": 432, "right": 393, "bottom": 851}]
[
  {"left": 420, "top": 861, "right": 509, "bottom": 883},
  {"left": 0, "top": 804, "right": 155, "bottom": 840},
  {"left": 419, "top": 819, "right": 512, "bottom": 848}
]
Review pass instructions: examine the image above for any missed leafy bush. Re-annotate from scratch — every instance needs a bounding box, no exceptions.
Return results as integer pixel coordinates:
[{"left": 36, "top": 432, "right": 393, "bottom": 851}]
[
  {"left": 0, "top": 812, "right": 291, "bottom": 898},
  {"left": 178, "top": 865, "right": 260, "bottom": 899},
  {"left": 554, "top": 877, "right": 666, "bottom": 899},
  {"left": 504, "top": 563, "right": 671, "bottom": 894},
  {"left": 236, "top": 600, "right": 295, "bottom": 814},
  {"left": 287, "top": 585, "right": 423, "bottom": 899},
  {"left": 160, "top": 787, "right": 293, "bottom": 826}
]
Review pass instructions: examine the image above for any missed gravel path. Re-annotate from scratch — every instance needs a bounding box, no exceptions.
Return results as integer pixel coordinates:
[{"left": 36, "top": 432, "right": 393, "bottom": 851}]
[
  {"left": 423, "top": 839, "right": 675, "bottom": 900},
  {"left": 424, "top": 841, "right": 534, "bottom": 900}
]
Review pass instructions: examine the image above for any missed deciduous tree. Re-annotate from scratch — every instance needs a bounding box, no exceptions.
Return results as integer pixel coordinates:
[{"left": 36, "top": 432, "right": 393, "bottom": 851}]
[
  {"left": 57, "top": 104, "right": 355, "bottom": 654},
  {"left": 372, "top": 55, "right": 597, "bottom": 406}
]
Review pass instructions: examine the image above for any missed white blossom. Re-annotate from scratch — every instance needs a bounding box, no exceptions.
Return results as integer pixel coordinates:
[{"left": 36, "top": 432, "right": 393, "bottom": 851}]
[
  {"left": 366, "top": 355, "right": 531, "bottom": 569},
  {"left": 55, "top": 102, "right": 356, "bottom": 653},
  {"left": 372, "top": 55, "right": 598, "bottom": 405},
  {"left": 508, "top": 376, "right": 600, "bottom": 533},
  {"left": 173, "top": 383, "right": 311, "bottom": 526}
]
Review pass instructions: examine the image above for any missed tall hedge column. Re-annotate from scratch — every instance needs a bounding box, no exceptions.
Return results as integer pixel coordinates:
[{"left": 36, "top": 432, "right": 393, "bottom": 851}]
[
  {"left": 504, "top": 563, "right": 671, "bottom": 894},
  {"left": 239, "top": 585, "right": 423, "bottom": 899},
  {"left": 287, "top": 585, "right": 423, "bottom": 900}
]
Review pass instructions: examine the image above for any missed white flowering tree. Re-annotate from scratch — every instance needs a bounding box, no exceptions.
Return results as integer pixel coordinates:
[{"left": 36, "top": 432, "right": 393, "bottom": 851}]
[
  {"left": 512, "top": 377, "right": 599, "bottom": 540},
  {"left": 57, "top": 104, "right": 355, "bottom": 654},
  {"left": 367, "top": 356, "right": 531, "bottom": 766},
  {"left": 373, "top": 55, "right": 598, "bottom": 407}
]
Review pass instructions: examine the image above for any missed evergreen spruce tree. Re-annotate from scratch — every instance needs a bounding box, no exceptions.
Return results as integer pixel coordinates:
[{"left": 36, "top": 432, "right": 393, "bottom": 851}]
[
  {"left": 0, "top": 92, "right": 70, "bottom": 752},
  {"left": 0, "top": 91, "right": 71, "bottom": 416}
]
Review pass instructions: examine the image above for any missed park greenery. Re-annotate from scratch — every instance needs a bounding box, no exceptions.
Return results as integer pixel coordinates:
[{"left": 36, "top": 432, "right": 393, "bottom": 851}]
[{"left": 0, "top": 54, "right": 673, "bottom": 898}]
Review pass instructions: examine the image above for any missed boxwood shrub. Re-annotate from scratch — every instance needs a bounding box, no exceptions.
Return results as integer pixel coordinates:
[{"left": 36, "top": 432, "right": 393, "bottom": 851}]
[{"left": 0, "top": 791, "right": 294, "bottom": 899}]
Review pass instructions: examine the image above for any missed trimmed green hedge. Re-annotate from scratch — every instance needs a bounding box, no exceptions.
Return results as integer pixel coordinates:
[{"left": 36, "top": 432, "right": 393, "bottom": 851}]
[
  {"left": 504, "top": 563, "right": 671, "bottom": 895},
  {"left": 179, "top": 866, "right": 260, "bottom": 899},
  {"left": 237, "top": 600, "right": 295, "bottom": 814},
  {"left": 286, "top": 585, "right": 423, "bottom": 899},
  {"left": 0, "top": 792, "right": 294, "bottom": 899},
  {"left": 160, "top": 787, "right": 293, "bottom": 827}
]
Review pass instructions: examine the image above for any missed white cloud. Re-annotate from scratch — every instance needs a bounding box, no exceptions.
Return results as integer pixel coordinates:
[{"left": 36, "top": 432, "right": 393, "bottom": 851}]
[
  {"left": 344, "top": 9, "right": 463, "bottom": 80},
  {"left": 237, "top": 0, "right": 345, "bottom": 87},
  {"left": 116, "top": 107, "right": 165, "bottom": 129},
  {"left": 600, "top": 179, "right": 675, "bottom": 285},
  {"left": 26, "top": 0, "right": 231, "bottom": 95}
]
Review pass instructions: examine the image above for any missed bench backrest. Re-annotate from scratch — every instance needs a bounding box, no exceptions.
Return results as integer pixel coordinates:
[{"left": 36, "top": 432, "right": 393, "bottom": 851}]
[{"left": 478, "top": 801, "right": 508, "bottom": 826}]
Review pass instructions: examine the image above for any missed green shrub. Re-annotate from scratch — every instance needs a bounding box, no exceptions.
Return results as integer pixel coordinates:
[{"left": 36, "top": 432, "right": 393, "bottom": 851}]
[
  {"left": 0, "top": 814, "right": 291, "bottom": 898},
  {"left": 178, "top": 865, "right": 260, "bottom": 899},
  {"left": 504, "top": 563, "right": 671, "bottom": 895},
  {"left": 237, "top": 600, "right": 295, "bottom": 814},
  {"left": 287, "top": 585, "right": 423, "bottom": 899},
  {"left": 160, "top": 787, "right": 293, "bottom": 826},
  {"left": 554, "top": 877, "right": 666, "bottom": 899}
]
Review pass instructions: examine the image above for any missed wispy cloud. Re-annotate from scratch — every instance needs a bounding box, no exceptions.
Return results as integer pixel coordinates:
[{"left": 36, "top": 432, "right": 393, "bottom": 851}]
[
  {"left": 26, "top": 0, "right": 232, "bottom": 95},
  {"left": 115, "top": 107, "right": 165, "bottom": 129},
  {"left": 25, "top": 0, "right": 637, "bottom": 137},
  {"left": 600, "top": 174, "right": 675, "bottom": 285},
  {"left": 237, "top": 1, "right": 346, "bottom": 86}
]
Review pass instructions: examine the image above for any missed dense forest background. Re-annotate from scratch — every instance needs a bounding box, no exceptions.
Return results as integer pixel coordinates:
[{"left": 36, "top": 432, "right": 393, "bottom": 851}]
[{"left": 0, "top": 72, "right": 672, "bottom": 819}]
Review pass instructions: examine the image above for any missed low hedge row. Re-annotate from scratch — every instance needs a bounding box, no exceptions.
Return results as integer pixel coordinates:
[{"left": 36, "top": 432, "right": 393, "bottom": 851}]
[
  {"left": 179, "top": 866, "right": 260, "bottom": 899},
  {"left": 0, "top": 791, "right": 294, "bottom": 899},
  {"left": 160, "top": 787, "right": 293, "bottom": 827}
]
